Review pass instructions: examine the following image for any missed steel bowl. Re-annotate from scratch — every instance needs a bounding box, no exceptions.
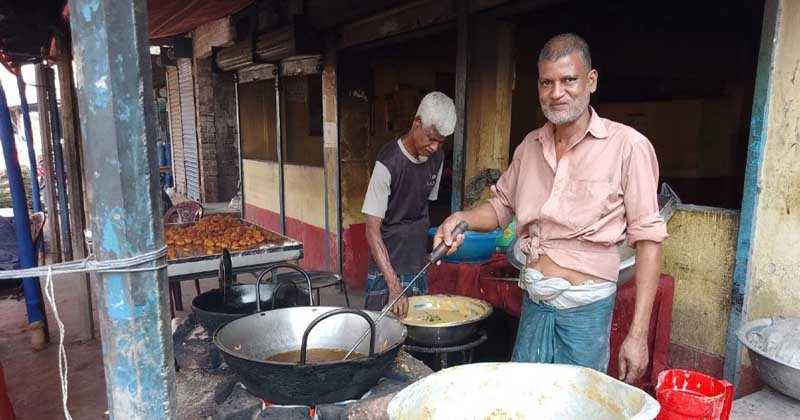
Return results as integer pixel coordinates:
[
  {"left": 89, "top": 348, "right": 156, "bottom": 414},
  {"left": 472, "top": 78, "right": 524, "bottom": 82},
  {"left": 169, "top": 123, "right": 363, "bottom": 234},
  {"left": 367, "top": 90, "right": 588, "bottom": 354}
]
[
  {"left": 402, "top": 295, "right": 492, "bottom": 347},
  {"left": 737, "top": 317, "right": 800, "bottom": 401},
  {"left": 387, "top": 362, "right": 660, "bottom": 419}
]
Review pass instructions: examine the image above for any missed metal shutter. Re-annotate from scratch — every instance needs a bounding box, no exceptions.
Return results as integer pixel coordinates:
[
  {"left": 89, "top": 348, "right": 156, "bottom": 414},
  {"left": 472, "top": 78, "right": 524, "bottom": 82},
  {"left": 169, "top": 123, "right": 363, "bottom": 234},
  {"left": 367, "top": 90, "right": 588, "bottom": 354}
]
[
  {"left": 178, "top": 58, "right": 201, "bottom": 201},
  {"left": 165, "top": 67, "right": 186, "bottom": 195}
]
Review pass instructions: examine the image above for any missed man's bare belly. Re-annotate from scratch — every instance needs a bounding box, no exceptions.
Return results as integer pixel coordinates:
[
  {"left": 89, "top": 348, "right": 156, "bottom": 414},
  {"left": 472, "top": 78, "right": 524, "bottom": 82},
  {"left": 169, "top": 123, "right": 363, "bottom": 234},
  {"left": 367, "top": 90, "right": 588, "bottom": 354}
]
[{"left": 528, "top": 254, "right": 613, "bottom": 286}]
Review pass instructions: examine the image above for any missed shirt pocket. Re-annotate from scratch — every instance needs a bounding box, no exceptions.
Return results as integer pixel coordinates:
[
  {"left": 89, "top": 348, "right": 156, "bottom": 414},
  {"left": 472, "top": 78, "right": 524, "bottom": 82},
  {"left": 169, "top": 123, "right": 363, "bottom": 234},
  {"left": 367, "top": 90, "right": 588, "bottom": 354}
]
[{"left": 560, "top": 180, "right": 619, "bottom": 231}]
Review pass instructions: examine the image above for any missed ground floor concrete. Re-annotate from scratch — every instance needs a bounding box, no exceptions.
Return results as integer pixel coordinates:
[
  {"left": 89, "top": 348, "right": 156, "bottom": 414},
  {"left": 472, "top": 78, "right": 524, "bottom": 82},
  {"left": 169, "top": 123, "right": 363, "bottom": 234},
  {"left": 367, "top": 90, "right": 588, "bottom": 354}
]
[{"left": 0, "top": 271, "right": 358, "bottom": 419}]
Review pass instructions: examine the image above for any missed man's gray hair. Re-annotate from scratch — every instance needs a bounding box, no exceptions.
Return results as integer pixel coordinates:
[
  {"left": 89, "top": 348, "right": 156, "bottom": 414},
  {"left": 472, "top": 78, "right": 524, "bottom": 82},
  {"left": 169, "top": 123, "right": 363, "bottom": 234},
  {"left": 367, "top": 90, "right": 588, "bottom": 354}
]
[
  {"left": 415, "top": 91, "right": 456, "bottom": 137},
  {"left": 538, "top": 33, "right": 592, "bottom": 70}
]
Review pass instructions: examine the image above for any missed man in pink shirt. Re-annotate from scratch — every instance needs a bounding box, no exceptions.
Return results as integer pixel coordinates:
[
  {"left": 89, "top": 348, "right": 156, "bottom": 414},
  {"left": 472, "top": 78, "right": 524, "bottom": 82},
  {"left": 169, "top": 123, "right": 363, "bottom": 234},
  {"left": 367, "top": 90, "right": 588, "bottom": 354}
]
[{"left": 434, "top": 33, "right": 667, "bottom": 383}]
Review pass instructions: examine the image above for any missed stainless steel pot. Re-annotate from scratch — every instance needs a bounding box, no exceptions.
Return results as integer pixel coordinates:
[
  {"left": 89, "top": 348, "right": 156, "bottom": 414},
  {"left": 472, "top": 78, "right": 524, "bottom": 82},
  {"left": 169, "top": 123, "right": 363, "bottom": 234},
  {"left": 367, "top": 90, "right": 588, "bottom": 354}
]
[
  {"left": 402, "top": 295, "right": 492, "bottom": 346},
  {"left": 214, "top": 306, "right": 407, "bottom": 405}
]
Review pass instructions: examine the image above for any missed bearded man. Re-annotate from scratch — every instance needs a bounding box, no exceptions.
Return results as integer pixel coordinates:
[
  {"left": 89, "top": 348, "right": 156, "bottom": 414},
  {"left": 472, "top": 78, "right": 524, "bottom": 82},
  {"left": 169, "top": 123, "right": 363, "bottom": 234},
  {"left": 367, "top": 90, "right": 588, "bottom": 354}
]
[{"left": 434, "top": 33, "right": 667, "bottom": 383}]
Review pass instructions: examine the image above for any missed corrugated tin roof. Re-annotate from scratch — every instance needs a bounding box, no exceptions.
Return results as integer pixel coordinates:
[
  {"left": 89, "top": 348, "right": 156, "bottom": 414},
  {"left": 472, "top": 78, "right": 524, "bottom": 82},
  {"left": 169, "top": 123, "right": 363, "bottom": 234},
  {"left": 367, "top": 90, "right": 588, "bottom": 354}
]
[{"left": 0, "top": 0, "right": 254, "bottom": 69}]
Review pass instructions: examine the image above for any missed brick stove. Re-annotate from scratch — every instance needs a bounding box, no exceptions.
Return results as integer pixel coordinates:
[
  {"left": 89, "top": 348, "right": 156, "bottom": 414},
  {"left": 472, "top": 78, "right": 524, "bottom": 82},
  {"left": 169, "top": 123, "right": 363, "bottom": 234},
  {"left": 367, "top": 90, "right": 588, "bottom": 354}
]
[{"left": 173, "top": 315, "right": 434, "bottom": 420}]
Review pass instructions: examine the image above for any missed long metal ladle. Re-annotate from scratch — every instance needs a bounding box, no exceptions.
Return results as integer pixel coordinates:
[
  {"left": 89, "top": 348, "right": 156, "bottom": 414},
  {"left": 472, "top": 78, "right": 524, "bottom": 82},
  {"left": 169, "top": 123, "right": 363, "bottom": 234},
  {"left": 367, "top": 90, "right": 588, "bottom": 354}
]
[{"left": 343, "top": 221, "right": 469, "bottom": 360}]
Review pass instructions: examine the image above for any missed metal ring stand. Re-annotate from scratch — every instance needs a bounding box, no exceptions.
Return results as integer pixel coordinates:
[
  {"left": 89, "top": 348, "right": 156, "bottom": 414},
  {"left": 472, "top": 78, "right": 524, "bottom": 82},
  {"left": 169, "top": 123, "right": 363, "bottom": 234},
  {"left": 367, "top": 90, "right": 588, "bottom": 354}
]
[{"left": 403, "top": 330, "right": 488, "bottom": 369}]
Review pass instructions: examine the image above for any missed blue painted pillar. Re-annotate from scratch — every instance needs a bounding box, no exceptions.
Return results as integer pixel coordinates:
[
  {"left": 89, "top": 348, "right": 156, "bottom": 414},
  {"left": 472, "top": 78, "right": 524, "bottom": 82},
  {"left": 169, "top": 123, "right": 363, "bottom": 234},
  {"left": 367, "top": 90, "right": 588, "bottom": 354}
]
[
  {"left": 16, "top": 72, "right": 42, "bottom": 213},
  {"left": 723, "top": 0, "right": 781, "bottom": 390},
  {"left": 67, "top": 0, "right": 175, "bottom": 418},
  {"left": 0, "top": 82, "right": 45, "bottom": 325}
]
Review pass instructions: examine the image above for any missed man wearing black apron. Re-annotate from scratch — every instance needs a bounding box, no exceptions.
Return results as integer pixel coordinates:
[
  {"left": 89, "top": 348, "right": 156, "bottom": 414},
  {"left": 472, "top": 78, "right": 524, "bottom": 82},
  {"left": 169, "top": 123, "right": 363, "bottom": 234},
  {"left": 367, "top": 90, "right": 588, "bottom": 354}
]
[{"left": 362, "top": 92, "right": 456, "bottom": 318}]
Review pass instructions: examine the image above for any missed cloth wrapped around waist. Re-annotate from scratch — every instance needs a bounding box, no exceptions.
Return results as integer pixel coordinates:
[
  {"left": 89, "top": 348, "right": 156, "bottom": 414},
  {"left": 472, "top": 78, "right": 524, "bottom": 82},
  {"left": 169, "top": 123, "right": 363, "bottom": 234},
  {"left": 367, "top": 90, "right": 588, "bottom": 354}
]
[{"left": 518, "top": 267, "right": 616, "bottom": 310}]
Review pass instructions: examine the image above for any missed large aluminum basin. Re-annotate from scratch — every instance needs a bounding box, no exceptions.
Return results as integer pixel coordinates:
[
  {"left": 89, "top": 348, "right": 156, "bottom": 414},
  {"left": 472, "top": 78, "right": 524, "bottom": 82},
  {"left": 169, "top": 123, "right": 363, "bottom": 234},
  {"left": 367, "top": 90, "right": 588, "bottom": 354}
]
[{"left": 387, "top": 362, "right": 660, "bottom": 419}]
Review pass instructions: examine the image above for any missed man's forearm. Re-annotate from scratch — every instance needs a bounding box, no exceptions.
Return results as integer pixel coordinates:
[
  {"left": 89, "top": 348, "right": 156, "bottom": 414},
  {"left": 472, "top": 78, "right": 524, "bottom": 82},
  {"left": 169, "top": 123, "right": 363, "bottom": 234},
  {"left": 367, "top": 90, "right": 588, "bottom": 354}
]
[
  {"left": 453, "top": 202, "right": 501, "bottom": 232},
  {"left": 365, "top": 224, "right": 401, "bottom": 289},
  {"left": 628, "top": 241, "right": 662, "bottom": 338}
]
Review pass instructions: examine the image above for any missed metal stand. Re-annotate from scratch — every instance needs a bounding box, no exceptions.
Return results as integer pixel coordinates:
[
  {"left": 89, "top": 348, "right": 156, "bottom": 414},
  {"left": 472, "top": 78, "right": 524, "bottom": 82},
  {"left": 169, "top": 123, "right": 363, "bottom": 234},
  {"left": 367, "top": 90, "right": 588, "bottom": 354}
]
[
  {"left": 403, "top": 330, "right": 488, "bottom": 369},
  {"left": 271, "top": 270, "right": 350, "bottom": 307}
]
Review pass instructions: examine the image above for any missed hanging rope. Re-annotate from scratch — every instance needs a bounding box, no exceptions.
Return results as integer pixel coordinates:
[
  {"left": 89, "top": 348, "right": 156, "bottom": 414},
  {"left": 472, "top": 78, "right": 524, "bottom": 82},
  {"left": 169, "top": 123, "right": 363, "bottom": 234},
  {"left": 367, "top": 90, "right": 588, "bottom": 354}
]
[
  {"left": 0, "top": 246, "right": 168, "bottom": 280},
  {"left": 0, "top": 246, "right": 168, "bottom": 419},
  {"left": 43, "top": 266, "right": 72, "bottom": 420}
]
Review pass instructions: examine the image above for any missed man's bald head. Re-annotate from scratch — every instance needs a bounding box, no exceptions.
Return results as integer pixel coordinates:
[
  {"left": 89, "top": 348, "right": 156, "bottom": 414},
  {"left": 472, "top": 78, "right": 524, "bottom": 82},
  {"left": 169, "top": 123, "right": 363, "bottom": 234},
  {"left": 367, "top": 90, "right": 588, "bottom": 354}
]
[{"left": 538, "top": 33, "right": 592, "bottom": 71}]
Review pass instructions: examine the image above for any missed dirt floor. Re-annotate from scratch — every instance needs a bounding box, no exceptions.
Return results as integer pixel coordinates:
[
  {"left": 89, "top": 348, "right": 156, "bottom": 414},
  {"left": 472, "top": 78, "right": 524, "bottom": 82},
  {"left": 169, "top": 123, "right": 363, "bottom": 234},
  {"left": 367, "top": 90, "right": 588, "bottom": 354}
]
[{"left": 0, "top": 269, "right": 362, "bottom": 419}]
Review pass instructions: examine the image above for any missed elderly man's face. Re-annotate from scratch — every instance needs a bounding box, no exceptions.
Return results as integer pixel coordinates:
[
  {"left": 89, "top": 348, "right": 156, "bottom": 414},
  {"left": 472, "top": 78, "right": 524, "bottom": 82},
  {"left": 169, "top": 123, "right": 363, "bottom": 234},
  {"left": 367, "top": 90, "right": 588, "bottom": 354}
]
[
  {"left": 537, "top": 52, "right": 597, "bottom": 125},
  {"left": 411, "top": 117, "right": 445, "bottom": 157}
]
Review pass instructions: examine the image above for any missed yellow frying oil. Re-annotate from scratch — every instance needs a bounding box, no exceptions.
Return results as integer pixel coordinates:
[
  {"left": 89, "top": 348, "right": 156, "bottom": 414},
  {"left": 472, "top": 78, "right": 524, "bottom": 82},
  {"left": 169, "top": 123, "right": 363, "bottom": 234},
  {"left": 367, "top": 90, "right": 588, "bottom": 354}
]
[{"left": 266, "top": 348, "right": 364, "bottom": 363}]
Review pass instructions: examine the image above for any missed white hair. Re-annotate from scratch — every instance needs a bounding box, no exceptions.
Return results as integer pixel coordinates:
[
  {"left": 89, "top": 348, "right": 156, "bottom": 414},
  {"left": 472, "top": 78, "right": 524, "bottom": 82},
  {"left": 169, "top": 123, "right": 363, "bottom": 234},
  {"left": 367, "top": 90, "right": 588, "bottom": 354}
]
[{"left": 415, "top": 91, "right": 456, "bottom": 137}]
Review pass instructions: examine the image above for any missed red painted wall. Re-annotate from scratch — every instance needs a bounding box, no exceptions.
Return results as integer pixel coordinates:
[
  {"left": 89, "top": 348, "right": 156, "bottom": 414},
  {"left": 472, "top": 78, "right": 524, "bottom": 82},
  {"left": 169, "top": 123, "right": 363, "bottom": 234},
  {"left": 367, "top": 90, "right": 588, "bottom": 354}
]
[
  {"left": 245, "top": 204, "right": 335, "bottom": 273},
  {"left": 668, "top": 343, "right": 725, "bottom": 379},
  {"left": 343, "top": 223, "right": 368, "bottom": 290},
  {"left": 667, "top": 343, "right": 763, "bottom": 397},
  {"left": 244, "top": 204, "right": 372, "bottom": 291}
]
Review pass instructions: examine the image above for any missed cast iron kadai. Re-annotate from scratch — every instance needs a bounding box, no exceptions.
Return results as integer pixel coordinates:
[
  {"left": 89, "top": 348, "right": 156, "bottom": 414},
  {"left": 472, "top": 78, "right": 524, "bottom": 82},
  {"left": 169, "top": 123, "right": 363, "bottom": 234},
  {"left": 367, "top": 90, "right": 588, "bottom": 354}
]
[
  {"left": 191, "top": 256, "right": 313, "bottom": 334},
  {"left": 213, "top": 306, "right": 407, "bottom": 405}
]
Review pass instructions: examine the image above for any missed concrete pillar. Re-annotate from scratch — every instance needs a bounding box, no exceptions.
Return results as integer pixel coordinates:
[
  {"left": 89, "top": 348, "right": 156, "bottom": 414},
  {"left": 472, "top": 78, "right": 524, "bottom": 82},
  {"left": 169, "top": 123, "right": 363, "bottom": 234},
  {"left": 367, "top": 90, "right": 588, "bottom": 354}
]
[
  {"left": 192, "top": 18, "right": 238, "bottom": 203},
  {"left": 68, "top": 0, "right": 176, "bottom": 416},
  {"left": 739, "top": 0, "right": 800, "bottom": 319},
  {"left": 724, "top": 0, "right": 800, "bottom": 395}
]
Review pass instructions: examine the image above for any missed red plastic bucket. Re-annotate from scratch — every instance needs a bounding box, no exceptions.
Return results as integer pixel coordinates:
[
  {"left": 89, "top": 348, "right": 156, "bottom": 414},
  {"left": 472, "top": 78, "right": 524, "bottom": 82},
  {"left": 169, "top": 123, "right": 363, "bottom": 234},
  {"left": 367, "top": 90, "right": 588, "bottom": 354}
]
[{"left": 655, "top": 369, "right": 733, "bottom": 420}]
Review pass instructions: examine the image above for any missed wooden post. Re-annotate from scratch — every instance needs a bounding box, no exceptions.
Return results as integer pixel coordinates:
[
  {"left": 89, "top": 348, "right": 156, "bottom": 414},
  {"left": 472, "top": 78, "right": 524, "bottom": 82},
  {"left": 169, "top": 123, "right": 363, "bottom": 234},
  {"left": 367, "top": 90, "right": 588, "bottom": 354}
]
[
  {"left": 43, "top": 66, "right": 73, "bottom": 262},
  {"left": 451, "top": 0, "right": 469, "bottom": 212},
  {"left": 464, "top": 16, "right": 514, "bottom": 192},
  {"left": 34, "top": 63, "right": 62, "bottom": 262},
  {"left": 275, "top": 74, "right": 286, "bottom": 235},
  {"left": 55, "top": 36, "right": 87, "bottom": 259},
  {"left": 56, "top": 35, "right": 95, "bottom": 341},
  {"left": 321, "top": 36, "right": 341, "bottom": 273}
]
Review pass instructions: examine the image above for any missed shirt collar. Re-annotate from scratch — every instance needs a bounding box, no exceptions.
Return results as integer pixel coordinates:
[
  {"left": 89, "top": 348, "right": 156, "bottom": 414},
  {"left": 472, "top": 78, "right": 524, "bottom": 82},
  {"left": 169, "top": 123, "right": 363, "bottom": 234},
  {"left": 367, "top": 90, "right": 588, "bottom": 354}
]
[
  {"left": 397, "top": 138, "right": 428, "bottom": 163},
  {"left": 586, "top": 107, "right": 608, "bottom": 139}
]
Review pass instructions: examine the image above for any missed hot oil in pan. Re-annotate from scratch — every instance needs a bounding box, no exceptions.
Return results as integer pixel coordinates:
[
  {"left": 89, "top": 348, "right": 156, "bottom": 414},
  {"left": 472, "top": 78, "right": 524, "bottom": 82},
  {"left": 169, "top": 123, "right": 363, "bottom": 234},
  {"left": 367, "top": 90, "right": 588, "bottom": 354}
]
[{"left": 267, "top": 349, "right": 365, "bottom": 363}]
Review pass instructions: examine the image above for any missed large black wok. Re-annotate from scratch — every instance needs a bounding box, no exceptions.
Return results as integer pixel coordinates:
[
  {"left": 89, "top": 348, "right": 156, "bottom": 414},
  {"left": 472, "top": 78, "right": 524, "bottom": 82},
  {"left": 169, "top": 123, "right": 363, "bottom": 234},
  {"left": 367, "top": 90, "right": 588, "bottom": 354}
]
[
  {"left": 191, "top": 262, "right": 314, "bottom": 333},
  {"left": 214, "top": 306, "right": 407, "bottom": 405},
  {"left": 191, "top": 283, "right": 311, "bottom": 334}
]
